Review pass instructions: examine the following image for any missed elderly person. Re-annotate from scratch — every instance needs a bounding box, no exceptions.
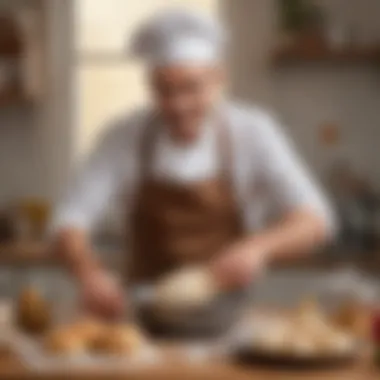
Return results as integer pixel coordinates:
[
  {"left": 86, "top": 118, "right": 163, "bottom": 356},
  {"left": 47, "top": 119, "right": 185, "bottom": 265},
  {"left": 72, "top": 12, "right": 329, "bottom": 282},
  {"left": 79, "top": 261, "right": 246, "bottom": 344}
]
[{"left": 51, "top": 9, "right": 334, "bottom": 318}]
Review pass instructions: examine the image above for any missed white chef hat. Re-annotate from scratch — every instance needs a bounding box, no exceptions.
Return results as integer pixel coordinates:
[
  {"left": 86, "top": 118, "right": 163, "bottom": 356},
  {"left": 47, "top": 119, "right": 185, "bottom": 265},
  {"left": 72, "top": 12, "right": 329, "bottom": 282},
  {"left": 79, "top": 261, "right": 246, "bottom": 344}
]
[{"left": 129, "top": 8, "right": 226, "bottom": 67}]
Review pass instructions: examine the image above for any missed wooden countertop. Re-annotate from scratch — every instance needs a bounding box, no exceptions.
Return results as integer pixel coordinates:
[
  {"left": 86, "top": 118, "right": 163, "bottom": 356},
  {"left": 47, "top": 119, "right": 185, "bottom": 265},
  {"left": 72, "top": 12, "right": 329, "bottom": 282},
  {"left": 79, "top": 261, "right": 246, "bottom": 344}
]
[
  {"left": 0, "top": 298, "right": 378, "bottom": 380},
  {"left": 0, "top": 349, "right": 378, "bottom": 380}
]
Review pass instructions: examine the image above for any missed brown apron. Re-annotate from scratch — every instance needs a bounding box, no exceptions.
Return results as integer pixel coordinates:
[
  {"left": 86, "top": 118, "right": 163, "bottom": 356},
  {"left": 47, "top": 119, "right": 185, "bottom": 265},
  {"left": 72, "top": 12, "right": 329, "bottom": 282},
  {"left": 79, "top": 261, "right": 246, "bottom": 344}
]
[{"left": 128, "top": 114, "right": 244, "bottom": 283}]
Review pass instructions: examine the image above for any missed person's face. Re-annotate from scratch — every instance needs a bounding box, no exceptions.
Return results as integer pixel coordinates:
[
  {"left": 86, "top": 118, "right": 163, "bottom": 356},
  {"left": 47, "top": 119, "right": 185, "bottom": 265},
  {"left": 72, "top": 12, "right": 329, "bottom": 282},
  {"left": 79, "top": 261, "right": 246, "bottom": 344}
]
[{"left": 149, "top": 64, "right": 224, "bottom": 143}]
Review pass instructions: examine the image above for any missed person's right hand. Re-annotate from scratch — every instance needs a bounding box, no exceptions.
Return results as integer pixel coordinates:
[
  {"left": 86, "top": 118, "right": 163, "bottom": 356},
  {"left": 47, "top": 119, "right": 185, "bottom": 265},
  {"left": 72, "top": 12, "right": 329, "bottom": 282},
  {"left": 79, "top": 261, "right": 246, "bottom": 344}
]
[{"left": 78, "top": 268, "right": 124, "bottom": 320}]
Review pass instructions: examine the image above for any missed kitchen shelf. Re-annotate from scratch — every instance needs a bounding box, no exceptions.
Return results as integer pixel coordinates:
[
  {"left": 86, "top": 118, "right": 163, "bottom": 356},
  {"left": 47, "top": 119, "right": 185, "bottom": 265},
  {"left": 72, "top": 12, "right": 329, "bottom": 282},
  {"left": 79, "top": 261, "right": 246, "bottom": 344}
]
[
  {"left": 272, "top": 41, "right": 380, "bottom": 65},
  {"left": 0, "top": 87, "right": 31, "bottom": 108},
  {"left": 0, "top": 241, "right": 56, "bottom": 267},
  {"left": 0, "top": 241, "right": 379, "bottom": 275},
  {"left": 0, "top": 241, "right": 123, "bottom": 268},
  {"left": 0, "top": 5, "right": 47, "bottom": 107},
  {"left": 0, "top": 14, "right": 23, "bottom": 58}
]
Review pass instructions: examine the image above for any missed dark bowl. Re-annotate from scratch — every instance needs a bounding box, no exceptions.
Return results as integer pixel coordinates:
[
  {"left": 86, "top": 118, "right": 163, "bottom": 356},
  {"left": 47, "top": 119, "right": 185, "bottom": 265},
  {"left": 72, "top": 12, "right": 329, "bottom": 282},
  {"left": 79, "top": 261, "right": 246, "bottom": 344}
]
[{"left": 131, "top": 285, "right": 252, "bottom": 339}]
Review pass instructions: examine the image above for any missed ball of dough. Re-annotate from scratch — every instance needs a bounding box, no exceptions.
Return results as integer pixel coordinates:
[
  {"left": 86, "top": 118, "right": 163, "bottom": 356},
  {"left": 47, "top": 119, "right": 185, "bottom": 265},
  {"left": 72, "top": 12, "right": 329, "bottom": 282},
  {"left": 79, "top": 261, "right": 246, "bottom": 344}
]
[
  {"left": 154, "top": 266, "right": 218, "bottom": 311},
  {"left": 90, "top": 325, "right": 143, "bottom": 355}
]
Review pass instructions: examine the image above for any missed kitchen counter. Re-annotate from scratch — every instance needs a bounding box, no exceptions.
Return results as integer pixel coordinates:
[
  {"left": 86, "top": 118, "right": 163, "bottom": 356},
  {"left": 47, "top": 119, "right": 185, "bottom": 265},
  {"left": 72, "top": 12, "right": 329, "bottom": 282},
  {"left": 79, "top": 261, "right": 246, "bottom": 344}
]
[
  {"left": 0, "top": 349, "right": 378, "bottom": 380},
  {"left": 1, "top": 241, "right": 380, "bottom": 272},
  {"left": 0, "top": 241, "right": 56, "bottom": 267},
  {"left": 0, "top": 241, "right": 123, "bottom": 269}
]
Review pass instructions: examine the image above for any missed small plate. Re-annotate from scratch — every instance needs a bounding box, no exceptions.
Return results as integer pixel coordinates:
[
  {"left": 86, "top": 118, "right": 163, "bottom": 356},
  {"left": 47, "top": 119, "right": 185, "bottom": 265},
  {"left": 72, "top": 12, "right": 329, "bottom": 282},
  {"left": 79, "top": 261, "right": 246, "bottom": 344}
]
[{"left": 226, "top": 312, "right": 360, "bottom": 370}]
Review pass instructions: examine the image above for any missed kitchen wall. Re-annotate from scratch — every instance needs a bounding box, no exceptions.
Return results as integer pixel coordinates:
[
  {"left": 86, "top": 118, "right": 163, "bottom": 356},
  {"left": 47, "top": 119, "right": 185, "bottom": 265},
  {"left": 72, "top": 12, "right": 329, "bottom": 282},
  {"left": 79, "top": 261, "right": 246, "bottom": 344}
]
[
  {"left": 0, "top": 109, "right": 42, "bottom": 203},
  {"left": 1, "top": 0, "right": 379, "bottom": 296},
  {"left": 0, "top": 0, "right": 74, "bottom": 206},
  {"left": 1, "top": 0, "right": 379, "bottom": 207},
  {"left": 0, "top": 0, "right": 40, "bottom": 205},
  {"left": 74, "top": 0, "right": 218, "bottom": 161},
  {"left": 223, "top": 0, "right": 380, "bottom": 187},
  {"left": 72, "top": 0, "right": 380, "bottom": 203}
]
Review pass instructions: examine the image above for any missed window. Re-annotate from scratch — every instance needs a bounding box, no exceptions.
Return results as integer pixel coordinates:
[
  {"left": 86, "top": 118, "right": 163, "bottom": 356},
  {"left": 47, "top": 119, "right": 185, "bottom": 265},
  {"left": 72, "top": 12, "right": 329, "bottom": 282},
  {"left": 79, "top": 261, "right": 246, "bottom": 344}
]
[{"left": 74, "top": 0, "right": 218, "bottom": 160}]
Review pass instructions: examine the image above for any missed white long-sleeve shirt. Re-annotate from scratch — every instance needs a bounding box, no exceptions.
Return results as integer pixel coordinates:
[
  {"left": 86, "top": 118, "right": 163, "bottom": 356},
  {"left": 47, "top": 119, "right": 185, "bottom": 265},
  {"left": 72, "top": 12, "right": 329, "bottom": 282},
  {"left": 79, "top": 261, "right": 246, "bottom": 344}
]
[{"left": 52, "top": 102, "right": 335, "bottom": 235}]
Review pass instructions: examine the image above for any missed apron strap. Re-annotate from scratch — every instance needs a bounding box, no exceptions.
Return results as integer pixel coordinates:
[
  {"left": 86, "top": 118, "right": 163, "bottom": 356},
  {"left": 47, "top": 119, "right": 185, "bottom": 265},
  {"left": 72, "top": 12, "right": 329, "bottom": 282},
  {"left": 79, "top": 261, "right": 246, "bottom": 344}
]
[
  {"left": 138, "top": 109, "right": 234, "bottom": 185},
  {"left": 139, "top": 110, "right": 160, "bottom": 180},
  {"left": 215, "top": 111, "right": 234, "bottom": 185}
]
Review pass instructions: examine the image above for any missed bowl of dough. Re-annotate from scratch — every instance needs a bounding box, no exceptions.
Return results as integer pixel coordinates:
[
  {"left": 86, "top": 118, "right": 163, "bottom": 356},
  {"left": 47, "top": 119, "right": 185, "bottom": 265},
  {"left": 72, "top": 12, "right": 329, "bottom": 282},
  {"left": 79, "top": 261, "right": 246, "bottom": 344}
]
[{"left": 133, "top": 266, "right": 251, "bottom": 338}]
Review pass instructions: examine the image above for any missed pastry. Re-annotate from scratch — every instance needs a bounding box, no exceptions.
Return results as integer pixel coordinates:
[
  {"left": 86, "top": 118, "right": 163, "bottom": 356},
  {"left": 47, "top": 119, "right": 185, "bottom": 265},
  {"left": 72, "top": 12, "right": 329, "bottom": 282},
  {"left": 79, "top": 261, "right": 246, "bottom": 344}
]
[
  {"left": 297, "top": 297, "right": 320, "bottom": 315},
  {"left": 90, "top": 325, "right": 143, "bottom": 355},
  {"left": 332, "top": 299, "right": 371, "bottom": 339},
  {"left": 16, "top": 286, "right": 52, "bottom": 335},
  {"left": 69, "top": 319, "right": 104, "bottom": 342},
  {"left": 154, "top": 266, "right": 218, "bottom": 311},
  {"left": 251, "top": 298, "right": 357, "bottom": 358},
  {"left": 44, "top": 326, "right": 86, "bottom": 355},
  {"left": 252, "top": 317, "right": 293, "bottom": 353},
  {"left": 314, "top": 329, "right": 355, "bottom": 355},
  {"left": 295, "top": 297, "right": 324, "bottom": 323},
  {"left": 289, "top": 333, "right": 316, "bottom": 356},
  {"left": 292, "top": 297, "right": 334, "bottom": 339}
]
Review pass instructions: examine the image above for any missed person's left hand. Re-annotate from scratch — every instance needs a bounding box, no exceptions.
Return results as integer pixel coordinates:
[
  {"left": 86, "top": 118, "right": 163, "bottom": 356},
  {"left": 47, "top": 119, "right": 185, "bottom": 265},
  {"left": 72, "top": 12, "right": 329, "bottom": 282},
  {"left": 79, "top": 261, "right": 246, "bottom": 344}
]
[{"left": 210, "top": 239, "right": 269, "bottom": 290}]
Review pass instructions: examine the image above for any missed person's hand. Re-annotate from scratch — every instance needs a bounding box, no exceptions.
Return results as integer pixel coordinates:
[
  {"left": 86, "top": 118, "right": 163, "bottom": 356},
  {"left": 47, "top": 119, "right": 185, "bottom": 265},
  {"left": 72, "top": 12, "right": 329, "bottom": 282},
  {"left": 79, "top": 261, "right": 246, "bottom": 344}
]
[
  {"left": 78, "top": 268, "right": 124, "bottom": 320},
  {"left": 210, "top": 240, "right": 269, "bottom": 290}
]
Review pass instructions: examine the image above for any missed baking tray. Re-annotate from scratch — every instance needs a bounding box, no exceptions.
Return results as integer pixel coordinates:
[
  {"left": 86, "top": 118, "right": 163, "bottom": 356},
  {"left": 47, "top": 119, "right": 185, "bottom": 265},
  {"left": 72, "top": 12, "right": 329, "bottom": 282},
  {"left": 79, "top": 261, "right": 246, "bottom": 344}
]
[
  {"left": 9, "top": 285, "right": 246, "bottom": 371},
  {"left": 231, "top": 344, "right": 358, "bottom": 371},
  {"left": 10, "top": 330, "right": 235, "bottom": 371},
  {"left": 10, "top": 330, "right": 161, "bottom": 372},
  {"left": 226, "top": 313, "right": 360, "bottom": 371}
]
